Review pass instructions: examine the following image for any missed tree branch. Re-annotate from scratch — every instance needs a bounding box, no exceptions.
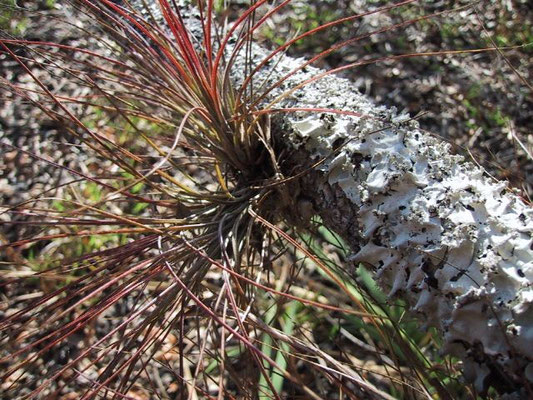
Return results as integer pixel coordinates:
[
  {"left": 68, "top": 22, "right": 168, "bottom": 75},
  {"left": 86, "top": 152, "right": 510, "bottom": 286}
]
[{"left": 116, "top": 0, "right": 533, "bottom": 394}]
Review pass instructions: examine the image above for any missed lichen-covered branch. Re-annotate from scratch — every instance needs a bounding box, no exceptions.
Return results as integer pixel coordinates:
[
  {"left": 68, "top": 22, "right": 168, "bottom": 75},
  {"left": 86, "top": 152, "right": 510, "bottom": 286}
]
[
  {"left": 249, "top": 46, "right": 532, "bottom": 398},
  {"left": 231, "top": 26, "right": 532, "bottom": 400},
  {"left": 127, "top": 0, "right": 533, "bottom": 395}
]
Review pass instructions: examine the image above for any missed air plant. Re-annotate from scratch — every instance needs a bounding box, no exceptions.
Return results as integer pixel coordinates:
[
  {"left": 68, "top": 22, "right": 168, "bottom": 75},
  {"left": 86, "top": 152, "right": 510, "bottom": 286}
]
[{"left": 1, "top": 0, "right": 528, "bottom": 399}]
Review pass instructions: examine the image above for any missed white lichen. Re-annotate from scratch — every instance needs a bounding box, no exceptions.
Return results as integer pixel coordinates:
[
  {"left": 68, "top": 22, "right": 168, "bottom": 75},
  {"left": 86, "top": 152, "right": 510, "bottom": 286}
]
[
  {"left": 129, "top": 0, "right": 533, "bottom": 391},
  {"left": 244, "top": 42, "right": 533, "bottom": 391},
  {"left": 284, "top": 80, "right": 533, "bottom": 390}
]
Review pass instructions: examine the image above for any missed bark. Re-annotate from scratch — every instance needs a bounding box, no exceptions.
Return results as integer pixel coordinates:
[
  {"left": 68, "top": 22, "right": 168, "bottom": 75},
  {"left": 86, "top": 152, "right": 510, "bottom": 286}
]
[{"left": 115, "top": 1, "right": 533, "bottom": 395}]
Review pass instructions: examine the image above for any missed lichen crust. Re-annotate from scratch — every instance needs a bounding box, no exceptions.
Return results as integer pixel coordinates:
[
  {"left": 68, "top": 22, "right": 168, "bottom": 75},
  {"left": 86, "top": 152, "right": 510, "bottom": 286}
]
[{"left": 258, "top": 51, "right": 533, "bottom": 389}]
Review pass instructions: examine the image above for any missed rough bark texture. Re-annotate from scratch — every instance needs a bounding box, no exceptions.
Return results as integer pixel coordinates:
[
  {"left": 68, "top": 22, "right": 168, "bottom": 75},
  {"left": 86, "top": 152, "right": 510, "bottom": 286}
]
[
  {"left": 255, "top": 56, "right": 533, "bottom": 397},
  {"left": 122, "top": 1, "right": 533, "bottom": 395}
]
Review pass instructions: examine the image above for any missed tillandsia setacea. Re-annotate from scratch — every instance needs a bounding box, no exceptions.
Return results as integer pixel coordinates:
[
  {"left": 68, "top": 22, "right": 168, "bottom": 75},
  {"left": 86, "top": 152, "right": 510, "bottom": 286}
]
[{"left": 0, "top": 1, "right": 532, "bottom": 399}]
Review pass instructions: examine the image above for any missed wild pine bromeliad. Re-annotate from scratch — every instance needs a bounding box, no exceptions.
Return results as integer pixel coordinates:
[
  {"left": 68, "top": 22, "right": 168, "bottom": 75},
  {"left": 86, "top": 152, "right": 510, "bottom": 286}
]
[{"left": 0, "top": 0, "right": 532, "bottom": 398}]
